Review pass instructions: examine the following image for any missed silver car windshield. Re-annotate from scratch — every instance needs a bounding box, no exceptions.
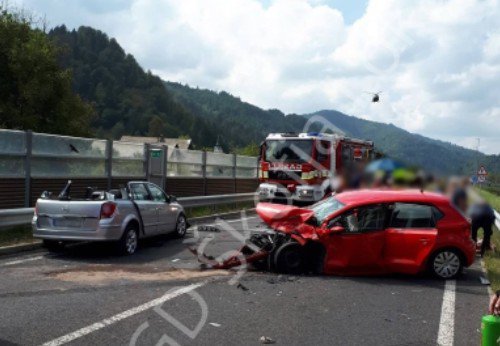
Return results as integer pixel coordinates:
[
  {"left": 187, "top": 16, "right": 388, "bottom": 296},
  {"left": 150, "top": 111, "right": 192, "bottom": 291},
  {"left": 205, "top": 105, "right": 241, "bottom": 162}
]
[{"left": 310, "top": 197, "right": 345, "bottom": 223}]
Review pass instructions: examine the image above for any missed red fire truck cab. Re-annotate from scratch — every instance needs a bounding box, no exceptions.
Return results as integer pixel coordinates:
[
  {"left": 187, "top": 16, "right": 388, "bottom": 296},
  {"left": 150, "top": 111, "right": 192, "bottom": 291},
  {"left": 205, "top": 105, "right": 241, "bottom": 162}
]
[{"left": 258, "top": 132, "right": 374, "bottom": 203}]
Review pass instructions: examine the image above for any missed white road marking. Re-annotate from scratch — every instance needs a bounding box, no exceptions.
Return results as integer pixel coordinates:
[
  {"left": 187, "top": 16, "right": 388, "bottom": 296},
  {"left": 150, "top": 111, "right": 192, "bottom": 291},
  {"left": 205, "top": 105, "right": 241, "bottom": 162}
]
[
  {"left": 437, "top": 280, "right": 456, "bottom": 346},
  {"left": 41, "top": 282, "right": 206, "bottom": 346},
  {"left": 480, "top": 259, "right": 494, "bottom": 296},
  {"left": 0, "top": 255, "right": 44, "bottom": 267}
]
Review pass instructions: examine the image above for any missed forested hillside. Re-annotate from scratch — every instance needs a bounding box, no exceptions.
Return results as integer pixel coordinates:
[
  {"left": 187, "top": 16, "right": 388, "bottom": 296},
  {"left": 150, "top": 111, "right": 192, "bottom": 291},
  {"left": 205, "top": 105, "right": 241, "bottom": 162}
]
[
  {"left": 48, "top": 26, "right": 217, "bottom": 147},
  {"left": 165, "top": 82, "right": 307, "bottom": 148}
]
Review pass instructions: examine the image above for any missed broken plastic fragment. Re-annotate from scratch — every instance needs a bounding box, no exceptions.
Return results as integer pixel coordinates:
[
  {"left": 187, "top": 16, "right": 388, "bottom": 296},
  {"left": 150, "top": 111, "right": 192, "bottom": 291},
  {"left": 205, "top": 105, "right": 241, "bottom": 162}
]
[
  {"left": 237, "top": 283, "right": 249, "bottom": 291},
  {"left": 260, "top": 336, "right": 276, "bottom": 344}
]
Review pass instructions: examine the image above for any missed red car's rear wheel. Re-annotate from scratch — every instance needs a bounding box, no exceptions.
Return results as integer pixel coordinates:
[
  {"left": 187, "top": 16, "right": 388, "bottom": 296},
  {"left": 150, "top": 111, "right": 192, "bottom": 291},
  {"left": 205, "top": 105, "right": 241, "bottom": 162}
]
[{"left": 430, "top": 249, "right": 463, "bottom": 279}]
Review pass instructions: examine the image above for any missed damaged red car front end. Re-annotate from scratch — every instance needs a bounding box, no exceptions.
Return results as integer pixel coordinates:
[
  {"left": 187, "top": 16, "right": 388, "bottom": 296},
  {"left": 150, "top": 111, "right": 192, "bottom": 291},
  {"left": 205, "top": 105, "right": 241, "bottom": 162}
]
[{"left": 191, "top": 201, "right": 334, "bottom": 274}]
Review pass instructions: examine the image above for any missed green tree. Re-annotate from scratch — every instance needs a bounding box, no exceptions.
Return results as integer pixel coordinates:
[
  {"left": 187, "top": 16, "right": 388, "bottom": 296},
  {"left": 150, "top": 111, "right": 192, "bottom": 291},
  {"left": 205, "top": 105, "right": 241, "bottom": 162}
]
[
  {"left": 0, "top": 7, "right": 93, "bottom": 136},
  {"left": 147, "top": 115, "right": 165, "bottom": 137},
  {"left": 110, "top": 121, "right": 125, "bottom": 139},
  {"left": 234, "top": 142, "right": 260, "bottom": 156}
]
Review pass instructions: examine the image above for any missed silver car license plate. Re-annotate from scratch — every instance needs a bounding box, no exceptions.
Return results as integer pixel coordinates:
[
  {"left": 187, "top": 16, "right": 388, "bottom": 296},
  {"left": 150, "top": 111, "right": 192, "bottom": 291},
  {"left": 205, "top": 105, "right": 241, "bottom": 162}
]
[{"left": 53, "top": 218, "right": 83, "bottom": 228}]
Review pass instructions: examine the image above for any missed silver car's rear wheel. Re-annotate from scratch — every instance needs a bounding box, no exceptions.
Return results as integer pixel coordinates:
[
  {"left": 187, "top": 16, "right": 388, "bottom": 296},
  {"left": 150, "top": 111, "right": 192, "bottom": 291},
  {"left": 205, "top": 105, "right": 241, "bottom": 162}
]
[{"left": 431, "top": 250, "right": 462, "bottom": 279}]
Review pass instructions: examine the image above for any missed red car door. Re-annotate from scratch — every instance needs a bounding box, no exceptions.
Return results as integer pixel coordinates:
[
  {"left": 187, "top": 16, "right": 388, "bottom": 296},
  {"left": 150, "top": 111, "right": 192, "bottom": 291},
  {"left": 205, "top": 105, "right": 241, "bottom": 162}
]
[
  {"left": 323, "top": 204, "right": 388, "bottom": 275},
  {"left": 384, "top": 203, "right": 438, "bottom": 274}
]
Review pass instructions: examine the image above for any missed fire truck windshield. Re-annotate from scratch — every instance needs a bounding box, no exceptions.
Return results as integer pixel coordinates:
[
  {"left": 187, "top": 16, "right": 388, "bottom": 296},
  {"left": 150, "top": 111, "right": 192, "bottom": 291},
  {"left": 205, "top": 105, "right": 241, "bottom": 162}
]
[{"left": 264, "top": 140, "right": 313, "bottom": 163}]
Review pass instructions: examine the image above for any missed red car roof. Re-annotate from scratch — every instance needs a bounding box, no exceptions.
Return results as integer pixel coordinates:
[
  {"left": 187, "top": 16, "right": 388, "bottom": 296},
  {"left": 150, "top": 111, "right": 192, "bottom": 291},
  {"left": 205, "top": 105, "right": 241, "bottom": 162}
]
[{"left": 335, "top": 189, "right": 449, "bottom": 206}]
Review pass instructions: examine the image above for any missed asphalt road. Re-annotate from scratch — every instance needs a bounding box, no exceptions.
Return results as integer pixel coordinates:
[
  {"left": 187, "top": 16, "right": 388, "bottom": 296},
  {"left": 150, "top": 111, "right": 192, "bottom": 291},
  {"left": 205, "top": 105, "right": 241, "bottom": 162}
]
[{"left": 0, "top": 211, "right": 490, "bottom": 346}]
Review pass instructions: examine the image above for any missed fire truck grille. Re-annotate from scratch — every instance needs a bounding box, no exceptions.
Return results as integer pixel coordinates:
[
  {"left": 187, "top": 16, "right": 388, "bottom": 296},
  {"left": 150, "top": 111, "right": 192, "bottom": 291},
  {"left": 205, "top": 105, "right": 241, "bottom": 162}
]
[{"left": 268, "top": 170, "right": 301, "bottom": 181}]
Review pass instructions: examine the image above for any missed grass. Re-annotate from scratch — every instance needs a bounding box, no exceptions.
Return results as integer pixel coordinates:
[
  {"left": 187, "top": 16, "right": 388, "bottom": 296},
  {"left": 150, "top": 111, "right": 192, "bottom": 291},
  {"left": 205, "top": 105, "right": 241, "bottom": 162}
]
[
  {"left": 476, "top": 188, "right": 500, "bottom": 211},
  {"left": 475, "top": 188, "right": 500, "bottom": 291},
  {"left": 0, "top": 225, "right": 35, "bottom": 247}
]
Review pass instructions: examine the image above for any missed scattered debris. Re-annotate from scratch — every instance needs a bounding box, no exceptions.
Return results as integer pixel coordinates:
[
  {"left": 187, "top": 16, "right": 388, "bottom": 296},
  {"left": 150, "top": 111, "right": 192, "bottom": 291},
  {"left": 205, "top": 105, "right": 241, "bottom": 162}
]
[
  {"left": 197, "top": 225, "right": 221, "bottom": 233},
  {"left": 237, "top": 283, "right": 249, "bottom": 291},
  {"left": 189, "top": 245, "right": 268, "bottom": 270},
  {"left": 260, "top": 336, "right": 276, "bottom": 344},
  {"left": 188, "top": 247, "right": 216, "bottom": 269},
  {"left": 480, "top": 276, "right": 491, "bottom": 285},
  {"left": 171, "top": 258, "right": 180, "bottom": 263},
  {"left": 267, "top": 275, "right": 297, "bottom": 285},
  {"left": 209, "top": 323, "right": 221, "bottom": 327},
  {"left": 400, "top": 313, "right": 411, "bottom": 320},
  {"left": 384, "top": 318, "right": 392, "bottom": 323}
]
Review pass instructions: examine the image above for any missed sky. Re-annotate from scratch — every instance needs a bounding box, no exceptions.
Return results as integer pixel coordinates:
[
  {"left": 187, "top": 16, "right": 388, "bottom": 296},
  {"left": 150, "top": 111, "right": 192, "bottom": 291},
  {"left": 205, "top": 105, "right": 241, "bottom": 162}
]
[{"left": 10, "top": 0, "right": 500, "bottom": 155}]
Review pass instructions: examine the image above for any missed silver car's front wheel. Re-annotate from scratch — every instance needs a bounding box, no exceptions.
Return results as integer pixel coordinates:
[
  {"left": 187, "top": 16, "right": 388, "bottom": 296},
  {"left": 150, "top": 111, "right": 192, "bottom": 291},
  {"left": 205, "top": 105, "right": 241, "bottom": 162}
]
[
  {"left": 175, "top": 215, "right": 187, "bottom": 238},
  {"left": 431, "top": 250, "right": 462, "bottom": 279}
]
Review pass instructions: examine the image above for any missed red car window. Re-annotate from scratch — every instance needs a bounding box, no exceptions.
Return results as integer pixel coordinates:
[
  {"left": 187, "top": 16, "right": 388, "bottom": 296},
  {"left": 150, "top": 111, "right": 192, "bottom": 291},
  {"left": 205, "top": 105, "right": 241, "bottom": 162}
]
[
  {"left": 342, "top": 204, "right": 387, "bottom": 233},
  {"left": 389, "top": 203, "right": 436, "bottom": 228}
]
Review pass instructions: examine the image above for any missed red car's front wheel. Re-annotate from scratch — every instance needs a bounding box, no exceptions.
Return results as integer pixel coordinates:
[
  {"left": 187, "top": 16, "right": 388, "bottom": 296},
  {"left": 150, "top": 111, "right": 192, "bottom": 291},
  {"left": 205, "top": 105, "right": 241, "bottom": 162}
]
[{"left": 274, "top": 241, "right": 305, "bottom": 274}]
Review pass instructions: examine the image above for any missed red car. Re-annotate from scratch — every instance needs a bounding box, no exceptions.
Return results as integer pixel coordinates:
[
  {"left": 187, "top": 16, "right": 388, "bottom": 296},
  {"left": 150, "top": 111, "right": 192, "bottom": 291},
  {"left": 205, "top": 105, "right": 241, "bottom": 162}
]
[{"left": 248, "top": 189, "right": 475, "bottom": 279}]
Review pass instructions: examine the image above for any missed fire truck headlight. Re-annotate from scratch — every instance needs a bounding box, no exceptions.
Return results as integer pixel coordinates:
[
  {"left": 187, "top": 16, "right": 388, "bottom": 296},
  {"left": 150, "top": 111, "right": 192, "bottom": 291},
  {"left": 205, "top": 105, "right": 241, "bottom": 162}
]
[{"left": 263, "top": 171, "right": 268, "bottom": 178}]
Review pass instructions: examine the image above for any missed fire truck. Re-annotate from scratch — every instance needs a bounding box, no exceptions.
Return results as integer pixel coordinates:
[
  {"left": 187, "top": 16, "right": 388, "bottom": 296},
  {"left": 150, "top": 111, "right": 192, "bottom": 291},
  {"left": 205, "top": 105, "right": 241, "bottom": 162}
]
[{"left": 258, "top": 132, "right": 374, "bottom": 203}]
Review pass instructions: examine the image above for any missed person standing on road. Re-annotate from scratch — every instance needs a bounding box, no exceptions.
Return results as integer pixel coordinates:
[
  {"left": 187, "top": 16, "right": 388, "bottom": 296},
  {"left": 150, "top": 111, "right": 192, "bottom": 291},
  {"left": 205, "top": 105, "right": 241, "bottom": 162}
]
[{"left": 470, "top": 201, "right": 496, "bottom": 257}]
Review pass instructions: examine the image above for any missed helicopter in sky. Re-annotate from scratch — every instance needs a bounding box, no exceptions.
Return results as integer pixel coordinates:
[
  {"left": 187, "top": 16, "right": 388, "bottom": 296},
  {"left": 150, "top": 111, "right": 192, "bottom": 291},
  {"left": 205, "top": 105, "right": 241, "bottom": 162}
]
[{"left": 365, "top": 91, "right": 382, "bottom": 103}]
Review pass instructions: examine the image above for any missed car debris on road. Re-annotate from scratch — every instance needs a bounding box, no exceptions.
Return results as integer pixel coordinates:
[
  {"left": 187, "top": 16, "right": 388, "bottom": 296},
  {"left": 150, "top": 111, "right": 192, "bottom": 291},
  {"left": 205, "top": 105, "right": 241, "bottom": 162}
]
[
  {"left": 260, "top": 336, "right": 276, "bottom": 344},
  {"left": 197, "top": 225, "right": 221, "bottom": 232}
]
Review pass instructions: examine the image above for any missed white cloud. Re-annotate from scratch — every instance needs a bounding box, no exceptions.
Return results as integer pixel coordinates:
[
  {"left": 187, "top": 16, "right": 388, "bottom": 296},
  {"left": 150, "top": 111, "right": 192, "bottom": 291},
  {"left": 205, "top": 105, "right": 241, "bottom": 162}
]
[{"left": 11, "top": 0, "right": 500, "bottom": 154}]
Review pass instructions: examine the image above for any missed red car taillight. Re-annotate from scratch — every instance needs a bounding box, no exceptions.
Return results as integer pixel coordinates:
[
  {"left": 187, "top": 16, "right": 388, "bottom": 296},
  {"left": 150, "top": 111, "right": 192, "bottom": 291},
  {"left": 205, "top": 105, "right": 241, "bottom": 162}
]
[{"left": 100, "top": 202, "right": 117, "bottom": 219}]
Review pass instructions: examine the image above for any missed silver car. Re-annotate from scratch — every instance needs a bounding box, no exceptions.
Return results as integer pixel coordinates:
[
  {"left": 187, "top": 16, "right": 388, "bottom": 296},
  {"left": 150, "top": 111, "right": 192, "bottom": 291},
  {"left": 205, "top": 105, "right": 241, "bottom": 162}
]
[{"left": 32, "top": 181, "right": 187, "bottom": 255}]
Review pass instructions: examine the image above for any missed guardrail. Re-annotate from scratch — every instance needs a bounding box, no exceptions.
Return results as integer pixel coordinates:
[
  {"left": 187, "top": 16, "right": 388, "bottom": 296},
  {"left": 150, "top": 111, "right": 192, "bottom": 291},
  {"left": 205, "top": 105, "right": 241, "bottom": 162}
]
[
  {"left": 495, "top": 210, "right": 500, "bottom": 230},
  {"left": 0, "top": 193, "right": 257, "bottom": 229}
]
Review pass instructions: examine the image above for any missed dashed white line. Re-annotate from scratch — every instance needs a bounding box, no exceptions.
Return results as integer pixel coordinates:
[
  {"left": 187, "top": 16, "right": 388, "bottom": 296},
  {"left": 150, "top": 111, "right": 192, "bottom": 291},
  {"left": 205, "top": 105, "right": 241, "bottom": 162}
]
[
  {"left": 437, "top": 280, "right": 456, "bottom": 346},
  {"left": 0, "top": 255, "right": 44, "bottom": 267},
  {"left": 40, "top": 282, "right": 206, "bottom": 346}
]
